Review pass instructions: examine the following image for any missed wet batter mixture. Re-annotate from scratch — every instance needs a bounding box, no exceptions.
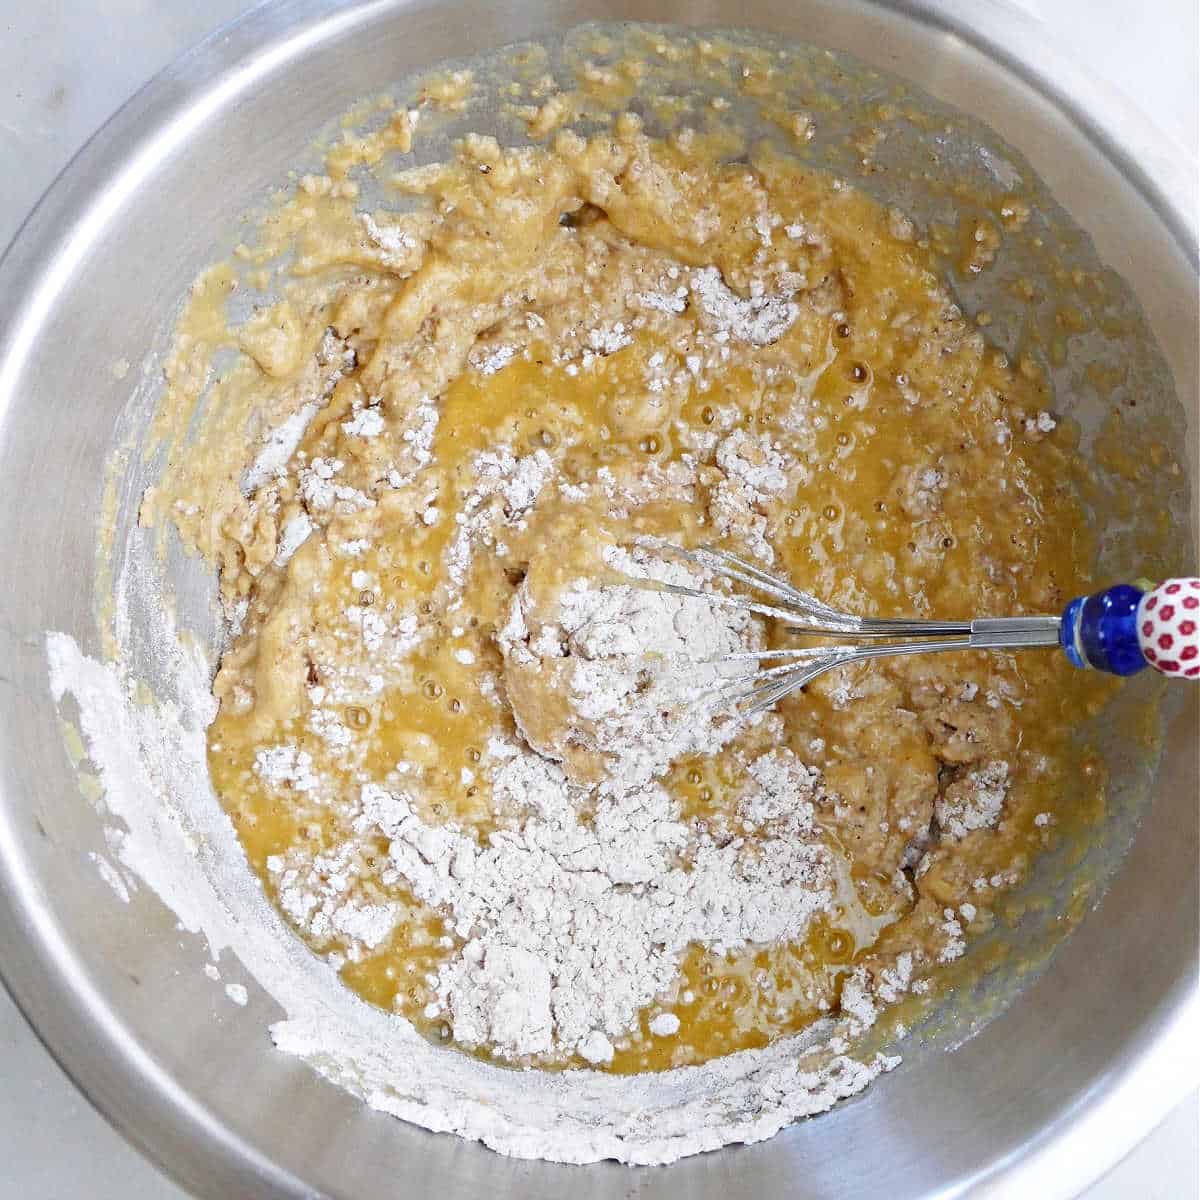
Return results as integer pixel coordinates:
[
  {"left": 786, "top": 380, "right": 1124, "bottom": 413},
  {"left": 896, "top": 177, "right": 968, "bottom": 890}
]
[{"left": 146, "top": 48, "right": 1116, "bottom": 1078}]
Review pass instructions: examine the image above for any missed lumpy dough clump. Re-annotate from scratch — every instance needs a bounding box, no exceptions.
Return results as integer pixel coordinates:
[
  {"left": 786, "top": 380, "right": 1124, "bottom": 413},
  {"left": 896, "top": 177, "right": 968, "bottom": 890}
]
[{"left": 166, "top": 110, "right": 1108, "bottom": 1075}]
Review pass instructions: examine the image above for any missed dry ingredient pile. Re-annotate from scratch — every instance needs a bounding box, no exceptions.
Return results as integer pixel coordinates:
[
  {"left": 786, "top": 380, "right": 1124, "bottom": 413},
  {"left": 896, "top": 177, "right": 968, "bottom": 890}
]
[{"left": 145, "top": 58, "right": 1114, "bottom": 1082}]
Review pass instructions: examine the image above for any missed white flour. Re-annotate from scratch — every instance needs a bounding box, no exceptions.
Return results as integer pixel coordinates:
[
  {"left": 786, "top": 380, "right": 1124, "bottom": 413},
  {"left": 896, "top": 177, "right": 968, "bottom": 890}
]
[
  {"left": 689, "top": 267, "right": 801, "bottom": 347},
  {"left": 43, "top": 252, "right": 906, "bottom": 1165},
  {"left": 935, "top": 760, "right": 1010, "bottom": 841},
  {"left": 499, "top": 545, "right": 756, "bottom": 791},
  {"left": 254, "top": 744, "right": 318, "bottom": 792},
  {"left": 44, "top": 499, "right": 904, "bottom": 1164},
  {"left": 375, "top": 739, "right": 832, "bottom": 1063},
  {"left": 708, "top": 429, "right": 794, "bottom": 563},
  {"left": 240, "top": 537, "right": 841, "bottom": 1067},
  {"left": 46, "top": 615, "right": 899, "bottom": 1165},
  {"left": 361, "top": 212, "right": 420, "bottom": 269},
  {"left": 445, "top": 446, "right": 554, "bottom": 585}
]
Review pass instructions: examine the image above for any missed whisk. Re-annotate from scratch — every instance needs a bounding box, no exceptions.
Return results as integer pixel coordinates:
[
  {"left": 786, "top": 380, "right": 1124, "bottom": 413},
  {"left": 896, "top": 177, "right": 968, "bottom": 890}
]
[{"left": 639, "top": 542, "right": 1200, "bottom": 715}]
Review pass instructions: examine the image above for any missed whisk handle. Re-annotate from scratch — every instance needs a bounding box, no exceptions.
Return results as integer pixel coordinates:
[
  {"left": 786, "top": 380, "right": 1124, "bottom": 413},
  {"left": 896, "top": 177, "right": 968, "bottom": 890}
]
[{"left": 1060, "top": 578, "right": 1200, "bottom": 678}]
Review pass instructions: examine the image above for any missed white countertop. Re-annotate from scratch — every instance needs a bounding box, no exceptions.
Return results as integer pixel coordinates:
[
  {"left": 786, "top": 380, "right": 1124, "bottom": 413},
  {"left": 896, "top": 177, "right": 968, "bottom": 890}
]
[{"left": 0, "top": 3, "right": 1195, "bottom": 1196}]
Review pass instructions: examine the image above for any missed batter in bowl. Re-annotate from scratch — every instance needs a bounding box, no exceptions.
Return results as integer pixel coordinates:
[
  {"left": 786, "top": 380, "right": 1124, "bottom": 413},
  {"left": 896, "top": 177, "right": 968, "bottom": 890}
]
[{"left": 143, "top": 31, "right": 1122, "bottom": 1099}]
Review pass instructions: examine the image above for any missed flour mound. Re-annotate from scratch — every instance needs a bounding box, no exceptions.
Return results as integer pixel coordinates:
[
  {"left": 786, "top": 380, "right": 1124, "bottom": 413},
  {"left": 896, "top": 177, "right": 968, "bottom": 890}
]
[
  {"left": 689, "top": 266, "right": 801, "bottom": 346},
  {"left": 366, "top": 740, "right": 832, "bottom": 1062},
  {"left": 499, "top": 544, "right": 757, "bottom": 791},
  {"left": 462, "top": 544, "right": 839, "bottom": 1063},
  {"left": 47, "top": 627, "right": 901, "bottom": 1165}
]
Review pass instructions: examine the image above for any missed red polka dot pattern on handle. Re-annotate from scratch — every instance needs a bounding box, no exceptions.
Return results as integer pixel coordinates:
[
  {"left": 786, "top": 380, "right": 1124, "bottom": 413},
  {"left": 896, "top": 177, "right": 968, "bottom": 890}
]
[{"left": 1138, "top": 579, "right": 1200, "bottom": 678}]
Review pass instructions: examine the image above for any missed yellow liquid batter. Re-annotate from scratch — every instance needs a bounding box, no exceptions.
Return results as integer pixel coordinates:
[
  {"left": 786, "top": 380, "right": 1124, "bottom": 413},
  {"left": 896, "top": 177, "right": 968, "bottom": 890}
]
[
  {"left": 203, "top": 144, "right": 1107, "bottom": 1065},
  {"left": 139, "top": 79, "right": 1120, "bottom": 1073}
]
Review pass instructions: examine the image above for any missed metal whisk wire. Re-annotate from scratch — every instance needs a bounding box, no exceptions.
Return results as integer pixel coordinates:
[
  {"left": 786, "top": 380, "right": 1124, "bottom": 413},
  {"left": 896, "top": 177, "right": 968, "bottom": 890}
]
[{"left": 634, "top": 540, "right": 1065, "bottom": 715}]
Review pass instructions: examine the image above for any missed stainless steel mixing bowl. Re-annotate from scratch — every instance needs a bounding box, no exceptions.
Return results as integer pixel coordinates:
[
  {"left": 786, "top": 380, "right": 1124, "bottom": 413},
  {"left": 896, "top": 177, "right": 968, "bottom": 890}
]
[{"left": 0, "top": 2, "right": 1196, "bottom": 1197}]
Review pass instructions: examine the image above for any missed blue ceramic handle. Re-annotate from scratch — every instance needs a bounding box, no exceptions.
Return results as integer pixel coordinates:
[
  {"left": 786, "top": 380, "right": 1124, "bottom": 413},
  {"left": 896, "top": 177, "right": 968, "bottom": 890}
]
[
  {"left": 1061, "top": 577, "right": 1200, "bottom": 678},
  {"left": 1060, "top": 585, "right": 1147, "bottom": 676}
]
